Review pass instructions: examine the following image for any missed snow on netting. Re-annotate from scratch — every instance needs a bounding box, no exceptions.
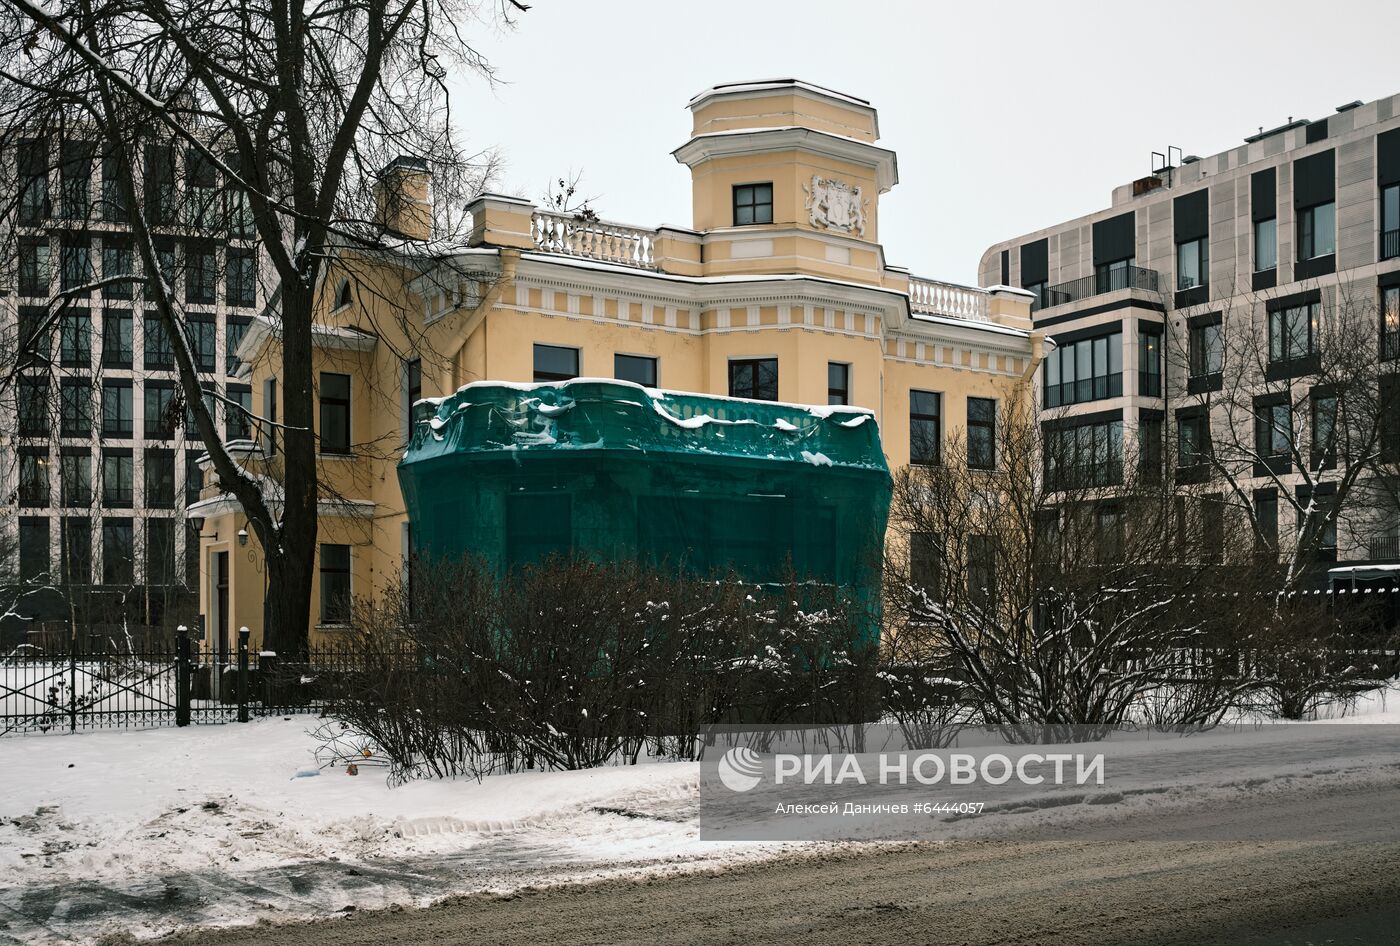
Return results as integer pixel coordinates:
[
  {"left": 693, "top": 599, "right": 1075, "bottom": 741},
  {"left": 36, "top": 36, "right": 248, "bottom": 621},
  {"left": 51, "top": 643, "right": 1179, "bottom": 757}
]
[{"left": 399, "top": 379, "right": 891, "bottom": 631}]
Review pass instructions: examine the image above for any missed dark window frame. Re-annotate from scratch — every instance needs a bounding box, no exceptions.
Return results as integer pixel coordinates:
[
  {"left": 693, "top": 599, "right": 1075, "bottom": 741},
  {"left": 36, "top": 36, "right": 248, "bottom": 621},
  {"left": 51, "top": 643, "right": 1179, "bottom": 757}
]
[
  {"left": 966, "top": 398, "right": 997, "bottom": 471},
  {"left": 727, "top": 357, "right": 778, "bottom": 401},
  {"left": 827, "top": 362, "right": 850, "bottom": 406},
  {"left": 909, "top": 390, "right": 941, "bottom": 467},
  {"left": 533, "top": 343, "right": 580, "bottom": 383},
  {"left": 732, "top": 182, "right": 774, "bottom": 226},
  {"left": 614, "top": 353, "right": 658, "bottom": 388},
  {"left": 319, "top": 543, "right": 352, "bottom": 624},
  {"left": 319, "top": 372, "right": 352, "bottom": 455}
]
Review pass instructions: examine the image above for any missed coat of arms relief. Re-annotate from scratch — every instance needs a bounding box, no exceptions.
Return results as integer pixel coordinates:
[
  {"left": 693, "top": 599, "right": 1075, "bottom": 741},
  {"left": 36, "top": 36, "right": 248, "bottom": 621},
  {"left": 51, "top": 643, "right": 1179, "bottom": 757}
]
[{"left": 803, "top": 175, "right": 868, "bottom": 236}]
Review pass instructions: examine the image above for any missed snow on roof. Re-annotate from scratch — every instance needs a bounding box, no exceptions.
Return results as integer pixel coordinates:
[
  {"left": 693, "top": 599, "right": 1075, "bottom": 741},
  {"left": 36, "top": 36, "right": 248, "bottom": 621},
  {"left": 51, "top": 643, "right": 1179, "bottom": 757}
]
[{"left": 688, "top": 79, "right": 874, "bottom": 110}]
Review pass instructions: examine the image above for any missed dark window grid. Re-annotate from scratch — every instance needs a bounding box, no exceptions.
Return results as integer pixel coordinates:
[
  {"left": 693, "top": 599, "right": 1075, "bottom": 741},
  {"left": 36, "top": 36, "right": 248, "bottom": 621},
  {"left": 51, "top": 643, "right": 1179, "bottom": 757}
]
[
  {"left": 967, "top": 398, "right": 996, "bottom": 470},
  {"left": 60, "top": 453, "right": 92, "bottom": 507},
  {"left": 226, "top": 318, "right": 250, "bottom": 374},
  {"left": 1298, "top": 202, "right": 1337, "bottom": 261},
  {"left": 320, "top": 544, "right": 352, "bottom": 624},
  {"left": 1384, "top": 287, "right": 1400, "bottom": 362},
  {"left": 185, "top": 318, "right": 217, "bottom": 372},
  {"left": 102, "top": 310, "right": 134, "bottom": 367},
  {"left": 1254, "top": 401, "right": 1293, "bottom": 459},
  {"left": 909, "top": 390, "right": 941, "bottom": 466},
  {"left": 727, "top": 358, "right": 778, "bottom": 401},
  {"left": 185, "top": 244, "right": 218, "bottom": 304},
  {"left": 144, "top": 383, "right": 179, "bottom": 439},
  {"left": 1176, "top": 237, "right": 1209, "bottom": 291},
  {"left": 226, "top": 386, "right": 253, "bottom": 441},
  {"left": 1045, "top": 421, "right": 1123, "bottom": 489},
  {"left": 1310, "top": 394, "right": 1338, "bottom": 471},
  {"left": 614, "top": 353, "right": 657, "bottom": 388},
  {"left": 144, "top": 450, "right": 177, "bottom": 508},
  {"left": 733, "top": 183, "right": 774, "bottom": 226},
  {"left": 18, "top": 376, "right": 50, "bottom": 436},
  {"left": 144, "top": 316, "right": 175, "bottom": 370},
  {"left": 1177, "top": 413, "right": 1211, "bottom": 468},
  {"left": 1138, "top": 331, "right": 1162, "bottom": 397},
  {"left": 101, "top": 453, "right": 134, "bottom": 508},
  {"left": 1042, "top": 332, "right": 1123, "bottom": 408},
  {"left": 18, "top": 450, "right": 50, "bottom": 507},
  {"left": 826, "top": 362, "right": 851, "bottom": 406},
  {"left": 1383, "top": 184, "right": 1400, "bottom": 261},
  {"left": 101, "top": 383, "right": 134, "bottom": 437},
  {"left": 60, "top": 313, "right": 92, "bottom": 367},
  {"left": 185, "top": 452, "right": 206, "bottom": 505},
  {"left": 533, "top": 344, "right": 579, "bottom": 383},
  {"left": 101, "top": 519, "right": 134, "bottom": 585},
  {"left": 1188, "top": 322, "right": 1223, "bottom": 379},
  {"left": 60, "top": 379, "right": 94, "bottom": 437},
  {"left": 1268, "top": 304, "right": 1316, "bottom": 364},
  {"left": 319, "top": 373, "right": 352, "bottom": 454}
]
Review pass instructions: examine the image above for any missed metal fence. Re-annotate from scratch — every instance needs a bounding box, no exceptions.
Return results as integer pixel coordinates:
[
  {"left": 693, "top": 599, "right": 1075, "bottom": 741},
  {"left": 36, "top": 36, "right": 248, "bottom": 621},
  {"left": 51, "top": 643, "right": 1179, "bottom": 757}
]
[{"left": 1, "top": 628, "right": 365, "bottom": 735}]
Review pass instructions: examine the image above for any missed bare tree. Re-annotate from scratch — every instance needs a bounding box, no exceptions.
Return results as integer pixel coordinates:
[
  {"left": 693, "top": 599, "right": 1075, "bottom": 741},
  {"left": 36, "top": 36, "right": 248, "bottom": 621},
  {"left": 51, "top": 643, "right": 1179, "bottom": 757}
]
[{"left": 0, "top": 0, "right": 515, "bottom": 655}]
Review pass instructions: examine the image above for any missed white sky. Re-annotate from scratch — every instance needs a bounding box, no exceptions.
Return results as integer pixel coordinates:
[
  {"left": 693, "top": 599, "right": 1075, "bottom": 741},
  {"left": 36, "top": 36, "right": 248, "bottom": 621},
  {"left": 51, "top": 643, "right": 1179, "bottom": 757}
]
[{"left": 455, "top": 0, "right": 1400, "bottom": 285}]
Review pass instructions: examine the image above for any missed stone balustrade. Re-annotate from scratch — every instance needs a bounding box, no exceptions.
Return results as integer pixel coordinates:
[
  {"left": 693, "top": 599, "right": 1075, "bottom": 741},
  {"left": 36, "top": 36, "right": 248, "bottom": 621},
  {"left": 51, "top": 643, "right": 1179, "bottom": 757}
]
[
  {"left": 530, "top": 210, "right": 657, "bottom": 270},
  {"left": 907, "top": 276, "right": 990, "bottom": 322}
]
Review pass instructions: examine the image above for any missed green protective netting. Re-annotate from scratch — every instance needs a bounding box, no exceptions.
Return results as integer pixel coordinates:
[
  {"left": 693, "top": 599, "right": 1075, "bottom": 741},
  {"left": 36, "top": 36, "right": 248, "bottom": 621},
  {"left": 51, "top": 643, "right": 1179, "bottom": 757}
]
[{"left": 398, "top": 379, "right": 891, "bottom": 604}]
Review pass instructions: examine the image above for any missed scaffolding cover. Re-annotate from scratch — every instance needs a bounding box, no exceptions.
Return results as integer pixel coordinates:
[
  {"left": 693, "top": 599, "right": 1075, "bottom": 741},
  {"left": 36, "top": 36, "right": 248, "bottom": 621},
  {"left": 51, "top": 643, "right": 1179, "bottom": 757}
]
[{"left": 398, "top": 379, "right": 891, "bottom": 589}]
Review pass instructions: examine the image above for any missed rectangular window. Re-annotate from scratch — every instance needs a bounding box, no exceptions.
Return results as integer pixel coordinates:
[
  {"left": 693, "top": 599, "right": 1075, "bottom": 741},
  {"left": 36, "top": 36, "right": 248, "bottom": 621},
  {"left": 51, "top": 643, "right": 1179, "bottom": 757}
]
[
  {"left": 146, "top": 519, "right": 176, "bottom": 586},
  {"left": 728, "top": 357, "right": 778, "bottom": 401},
  {"left": 827, "top": 362, "right": 850, "bottom": 406},
  {"left": 262, "top": 378, "right": 279, "bottom": 455},
  {"left": 533, "top": 343, "right": 579, "bottom": 383},
  {"left": 184, "top": 383, "right": 219, "bottom": 441},
  {"left": 319, "top": 372, "right": 351, "bottom": 454},
  {"left": 187, "top": 316, "right": 216, "bottom": 371},
  {"left": 1045, "top": 418, "right": 1123, "bottom": 489},
  {"left": 185, "top": 521, "right": 200, "bottom": 589},
  {"left": 909, "top": 390, "right": 941, "bottom": 466},
  {"left": 60, "top": 312, "right": 91, "bottom": 367},
  {"left": 19, "top": 517, "right": 50, "bottom": 582},
  {"left": 1176, "top": 237, "right": 1208, "bottom": 291},
  {"left": 61, "top": 517, "right": 91, "bottom": 586},
  {"left": 18, "top": 449, "right": 49, "bottom": 507},
  {"left": 227, "top": 384, "right": 253, "bottom": 441},
  {"left": 102, "top": 309, "right": 133, "bottom": 367},
  {"left": 100, "top": 150, "right": 127, "bottom": 223},
  {"left": 968, "top": 535, "right": 996, "bottom": 607},
  {"left": 18, "top": 138, "right": 48, "bottom": 225},
  {"left": 60, "top": 378, "right": 93, "bottom": 437},
  {"left": 909, "top": 532, "right": 942, "bottom": 602},
  {"left": 60, "top": 450, "right": 91, "bottom": 507},
  {"left": 732, "top": 183, "right": 773, "bottom": 226},
  {"left": 18, "top": 376, "right": 49, "bottom": 436},
  {"left": 320, "top": 544, "right": 351, "bottom": 624},
  {"left": 1177, "top": 410, "right": 1211, "bottom": 469},
  {"left": 185, "top": 451, "right": 205, "bottom": 506},
  {"left": 60, "top": 237, "right": 92, "bottom": 293},
  {"left": 144, "top": 381, "right": 177, "bottom": 439},
  {"left": 186, "top": 242, "right": 217, "bottom": 304},
  {"left": 101, "top": 450, "right": 133, "bottom": 508},
  {"left": 967, "top": 398, "right": 996, "bottom": 470},
  {"left": 144, "top": 315, "right": 174, "bottom": 370},
  {"left": 1255, "top": 217, "right": 1278, "bottom": 272},
  {"left": 1094, "top": 257, "right": 1135, "bottom": 294},
  {"left": 1297, "top": 487, "right": 1337, "bottom": 560},
  {"left": 144, "top": 449, "right": 176, "bottom": 508},
  {"left": 102, "top": 380, "right": 133, "bottom": 437},
  {"left": 102, "top": 518, "right": 134, "bottom": 586},
  {"left": 147, "top": 239, "right": 177, "bottom": 302},
  {"left": 1254, "top": 489, "right": 1278, "bottom": 561},
  {"left": 1138, "top": 414, "right": 1163, "bottom": 483},
  {"left": 1138, "top": 328, "right": 1161, "bottom": 397},
  {"left": 1383, "top": 286, "right": 1400, "bottom": 362},
  {"left": 1254, "top": 399, "right": 1292, "bottom": 464},
  {"left": 102, "top": 238, "right": 134, "bottom": 300},
  {"left": 226, "top": 317, "right": 250, "bottom": 374},
  {"left": 1384, "top": 184, "right": 1400, "bottom": 262},
  {"left": 1311, "top": 391, "right": 1337, "bottom": 471},
  {"left": 144, "top": 144, "right": 176, "bottom": 226},
  {"left": 18, "top": 306, "right": 50, "bottom": 367},
  {"left": 1188, "top": 319, "right": 1223, "bottom": 379},
  {"left": 59, "top": 141, "right": 93, "bottom": 220},
  {"left": 614, "top": 353, "right": 658, "bottom": 387},
  {"left": 1298, "top": 201, "right": 1336, "bottom": 260},
  {"left": 185, "top": 149, "right": 218, "bottom": 230},
  {"left": 1268, "top": 303, "right": 1317, "bottom": 364},
  {"left": 1095, "top": 504, "right": 1123, "bottom": 564},
  {"left": 1042, "top": 330, "right": 1122, "bottom": 407},
  {"left": 227, "top": 249, "right": 256, "bottom": 307},
  {"left": 18, "top": 238, "right": 50, "bottom": 297}
]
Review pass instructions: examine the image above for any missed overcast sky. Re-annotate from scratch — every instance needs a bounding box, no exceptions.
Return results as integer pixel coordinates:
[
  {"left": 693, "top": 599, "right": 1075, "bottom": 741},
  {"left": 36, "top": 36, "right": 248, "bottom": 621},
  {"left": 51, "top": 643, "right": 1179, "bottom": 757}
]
[{"left": 455, "top": 0, "right": 1400, "bottom": 285}]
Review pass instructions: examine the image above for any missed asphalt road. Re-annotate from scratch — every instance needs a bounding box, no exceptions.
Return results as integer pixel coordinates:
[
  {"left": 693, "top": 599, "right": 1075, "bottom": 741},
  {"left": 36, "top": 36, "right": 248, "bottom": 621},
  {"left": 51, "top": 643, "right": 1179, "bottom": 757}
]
[{"left": 163, "top": 780, "right": 1400, "bottom": 946}]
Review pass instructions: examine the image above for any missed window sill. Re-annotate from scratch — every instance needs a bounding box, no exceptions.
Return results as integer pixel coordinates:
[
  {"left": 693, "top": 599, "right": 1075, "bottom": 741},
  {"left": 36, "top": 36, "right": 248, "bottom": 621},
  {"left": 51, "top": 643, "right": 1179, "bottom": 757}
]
[
  {"left": 318, "top": 452, "right": 357, "bottom": 461},
  {"left": 1186, "top": 373, "right": 1222, "bottom": 395},
  {"left": 316, "top": 623, "right": 353, "bottom": 632}
]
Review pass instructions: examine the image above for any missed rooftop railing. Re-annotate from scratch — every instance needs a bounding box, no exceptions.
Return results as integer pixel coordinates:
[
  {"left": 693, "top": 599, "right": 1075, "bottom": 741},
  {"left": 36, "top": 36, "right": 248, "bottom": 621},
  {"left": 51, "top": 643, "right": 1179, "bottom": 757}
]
[
  {"left": 908, "top": 276, "right": 990, "bottom": 322},
  {"left": 1037, "top": 265, "right": 1162, "bottom": 312},
  {"left": 530, "top": 210, "right": 657, "bottom": 270}
]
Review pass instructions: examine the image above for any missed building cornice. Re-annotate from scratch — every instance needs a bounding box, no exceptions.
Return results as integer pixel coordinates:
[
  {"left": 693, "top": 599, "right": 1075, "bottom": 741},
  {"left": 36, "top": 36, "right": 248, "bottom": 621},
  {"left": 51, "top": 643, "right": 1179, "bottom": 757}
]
[{"left": 671, "top": 127, "right": 898, "bottom": 192}]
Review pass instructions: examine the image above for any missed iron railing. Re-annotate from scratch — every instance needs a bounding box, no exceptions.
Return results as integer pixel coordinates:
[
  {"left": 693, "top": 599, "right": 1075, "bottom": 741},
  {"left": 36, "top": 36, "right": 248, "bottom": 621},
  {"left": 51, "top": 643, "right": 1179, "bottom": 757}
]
[
  {"left": 1383, "top": 228, "right": 1399, "bottom": 262},
  {"left": 1037, "top": 266, "right": 1162, "bottom": 311}
]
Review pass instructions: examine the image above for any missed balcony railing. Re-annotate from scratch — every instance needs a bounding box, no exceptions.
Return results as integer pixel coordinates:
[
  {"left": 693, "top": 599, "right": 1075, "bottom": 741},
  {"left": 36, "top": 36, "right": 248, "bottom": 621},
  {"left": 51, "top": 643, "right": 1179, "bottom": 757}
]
[
  {"left": 1369, "top": 535, "right": 1400, "bottom": 561},
  {"left": 530, "top": 211, "right": 657, "bottom": 270},
  {"left": 1383, "top": 228, "right": 1399, "bottom": 262},
  {"left": 908, "top": 276, "right": 990, "bottom": 322},
  {"left": 1037, "top": 266, "right": 1161, "bottom": 312}
]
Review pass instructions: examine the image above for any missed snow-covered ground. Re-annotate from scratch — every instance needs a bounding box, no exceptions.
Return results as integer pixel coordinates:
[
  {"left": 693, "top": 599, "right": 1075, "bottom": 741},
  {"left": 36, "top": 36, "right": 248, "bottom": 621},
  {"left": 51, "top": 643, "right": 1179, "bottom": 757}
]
[{"left": 1, "top": 683, "right": 1398, "bottom": 943}]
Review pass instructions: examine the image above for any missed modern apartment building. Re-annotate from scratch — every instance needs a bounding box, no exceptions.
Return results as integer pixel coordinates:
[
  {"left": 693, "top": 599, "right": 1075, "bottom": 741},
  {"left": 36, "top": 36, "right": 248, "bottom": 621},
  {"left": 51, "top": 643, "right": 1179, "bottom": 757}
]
[
  {"left": 1, "top": 135, "right": 261, "bottom": 632},
  {"left": 193, "top": 79, "right": 1045, "bottom": 654},
  {"left": 980, "top": 92, "right": 1400, "bottom": 571}
]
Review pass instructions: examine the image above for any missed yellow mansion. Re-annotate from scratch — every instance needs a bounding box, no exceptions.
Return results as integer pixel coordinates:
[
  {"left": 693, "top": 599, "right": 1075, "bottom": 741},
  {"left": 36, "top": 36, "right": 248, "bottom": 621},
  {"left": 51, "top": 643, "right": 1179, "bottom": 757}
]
[{"left": 191, "top": 79, "right": 1045, "bottom": 653}]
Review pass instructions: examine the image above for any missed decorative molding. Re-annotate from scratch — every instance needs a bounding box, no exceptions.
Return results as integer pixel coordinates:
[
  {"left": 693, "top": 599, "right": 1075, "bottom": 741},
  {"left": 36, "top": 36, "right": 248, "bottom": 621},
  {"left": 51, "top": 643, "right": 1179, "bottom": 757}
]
[{"left": 804, "top": 176, "right": 868, "bottom": 236}]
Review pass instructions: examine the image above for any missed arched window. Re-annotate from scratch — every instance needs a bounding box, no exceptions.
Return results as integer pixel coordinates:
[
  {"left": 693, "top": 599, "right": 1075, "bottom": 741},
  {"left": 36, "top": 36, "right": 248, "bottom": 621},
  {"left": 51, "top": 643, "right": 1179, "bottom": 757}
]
[{"left": 335, "top": 279, "right": 352, "bottom": 309}]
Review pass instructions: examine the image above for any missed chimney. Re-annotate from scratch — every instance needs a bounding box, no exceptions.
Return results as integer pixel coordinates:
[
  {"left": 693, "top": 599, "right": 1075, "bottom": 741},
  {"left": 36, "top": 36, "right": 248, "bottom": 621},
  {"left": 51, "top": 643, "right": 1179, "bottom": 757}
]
[{"left": 374, "top": 156, "right": 432, "bottom": 241}]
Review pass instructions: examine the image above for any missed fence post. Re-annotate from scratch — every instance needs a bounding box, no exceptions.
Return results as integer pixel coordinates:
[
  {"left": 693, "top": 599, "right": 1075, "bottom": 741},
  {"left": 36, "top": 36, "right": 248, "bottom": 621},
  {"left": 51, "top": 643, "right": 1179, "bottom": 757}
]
[
  {"left": 237, "top": 627, "right": 250, "bottom": 723},
  {"left": 175, "top": 626, "right": 191, "bottom": 727},
  {"left": 68, "top": 620, "right": 77, "bottom": 733}
]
